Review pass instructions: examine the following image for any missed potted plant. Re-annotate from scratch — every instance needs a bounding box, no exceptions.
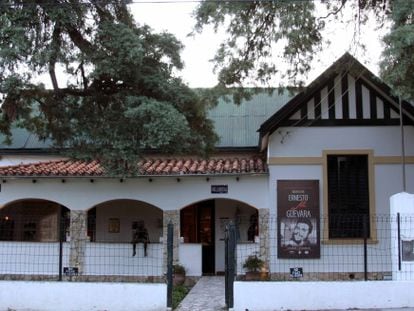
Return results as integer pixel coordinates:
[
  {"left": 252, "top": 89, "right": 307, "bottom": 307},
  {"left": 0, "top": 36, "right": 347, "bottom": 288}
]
[
  {"left": 173, "top": 263, "right": 186, "bottom": 286},
  {"left": 243, "top": 254, "right": 268, "bottom": 281}
]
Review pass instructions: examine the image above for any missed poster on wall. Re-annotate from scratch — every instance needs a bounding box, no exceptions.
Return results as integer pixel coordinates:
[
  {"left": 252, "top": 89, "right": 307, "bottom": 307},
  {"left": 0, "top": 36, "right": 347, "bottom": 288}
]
[{"left": 277, "top": 180, "right": 320, "bottom": 259}]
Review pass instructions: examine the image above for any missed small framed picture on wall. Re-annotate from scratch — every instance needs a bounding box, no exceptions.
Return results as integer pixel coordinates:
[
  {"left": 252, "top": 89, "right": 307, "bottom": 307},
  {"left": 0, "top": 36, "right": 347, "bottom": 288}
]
[{"left": 108, "top": 218, "right": 120, "bottom": 233}]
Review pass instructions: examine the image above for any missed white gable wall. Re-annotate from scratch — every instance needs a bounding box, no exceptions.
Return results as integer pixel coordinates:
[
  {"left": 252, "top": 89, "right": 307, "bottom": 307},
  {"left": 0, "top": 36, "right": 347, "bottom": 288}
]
[{"left": 269, "top": 126, "right": 414, "bottom": 157}]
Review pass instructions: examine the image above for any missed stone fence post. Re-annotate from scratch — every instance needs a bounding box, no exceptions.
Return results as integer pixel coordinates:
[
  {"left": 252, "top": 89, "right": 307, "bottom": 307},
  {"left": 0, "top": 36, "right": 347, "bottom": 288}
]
[
  {"left": 69, "top": 210, "right": 88, "bottom": 276},
  {"left": 163, "top": 210, "right": 180, "bottom": 273},
  {"left": 258, "top": 208, "right": 270, "bottom": 270}
]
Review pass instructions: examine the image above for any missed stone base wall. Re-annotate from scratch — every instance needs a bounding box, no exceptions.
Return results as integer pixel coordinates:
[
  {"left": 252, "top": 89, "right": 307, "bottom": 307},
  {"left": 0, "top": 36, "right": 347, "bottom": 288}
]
[
  {"left": 269, "top": 271, "right": 390, "bottom": 281},
  {"left": 0, "top": 274, "right": 164, "bottom": 283}
]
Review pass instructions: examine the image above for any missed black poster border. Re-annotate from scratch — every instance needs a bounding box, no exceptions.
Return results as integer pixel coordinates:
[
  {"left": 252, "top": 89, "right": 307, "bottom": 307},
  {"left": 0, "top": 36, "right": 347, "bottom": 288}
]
[{"left": 277, "top": 180, "right": 320, "bottom": 259}]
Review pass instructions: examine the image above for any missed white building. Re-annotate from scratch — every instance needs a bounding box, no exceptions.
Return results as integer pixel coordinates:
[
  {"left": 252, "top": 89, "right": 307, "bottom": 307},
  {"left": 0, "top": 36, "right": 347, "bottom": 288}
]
[{"left": 0, "top": 53, "right": 413, "bottom": 282}]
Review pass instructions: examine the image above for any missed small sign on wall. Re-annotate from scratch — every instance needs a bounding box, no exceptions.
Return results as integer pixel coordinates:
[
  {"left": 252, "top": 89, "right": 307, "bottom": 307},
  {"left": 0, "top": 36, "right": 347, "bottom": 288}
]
[
  {"left": 402, "top": 240, "right": 414, "bottom": 261},
  {"left": 290, "top": 267, "right": 303, "bottom": 278},
  {"left": 63, "top": 267, "right": 79, "bottom": 276},
  {"left": 211, "top": 185, "right": 228, "bottom": 194}
]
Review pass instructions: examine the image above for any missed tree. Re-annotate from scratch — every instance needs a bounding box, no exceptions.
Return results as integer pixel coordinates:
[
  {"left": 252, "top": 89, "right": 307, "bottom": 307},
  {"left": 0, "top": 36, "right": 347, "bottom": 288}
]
[
  {"left": 0, "top": 0, "right": 217, "bottom": 175},
  {"left": 380, "top": 0, "right": 414, "bottom": 100},
  {"left": 194, "top": 0, "right": 414, "bottom": 101}
]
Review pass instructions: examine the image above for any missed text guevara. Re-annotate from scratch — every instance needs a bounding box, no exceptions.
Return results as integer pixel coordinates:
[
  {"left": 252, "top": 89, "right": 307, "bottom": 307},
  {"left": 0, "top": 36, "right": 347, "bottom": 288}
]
[{"left": 286, "top": 191, "right": 311, "bottom": 218}]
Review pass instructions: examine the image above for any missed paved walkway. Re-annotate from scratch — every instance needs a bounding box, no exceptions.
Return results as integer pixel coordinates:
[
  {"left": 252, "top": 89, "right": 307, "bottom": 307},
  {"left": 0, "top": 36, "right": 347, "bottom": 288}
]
[{"left": 175, "top": 276, "right": 226, "bottom": 311}]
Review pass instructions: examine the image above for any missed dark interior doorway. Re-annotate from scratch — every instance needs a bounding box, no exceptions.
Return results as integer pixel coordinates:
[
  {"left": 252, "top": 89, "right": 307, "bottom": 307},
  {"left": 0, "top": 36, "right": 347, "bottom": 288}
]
[{"left": 180, "top": 200, "right": 215, "bottom": 275}]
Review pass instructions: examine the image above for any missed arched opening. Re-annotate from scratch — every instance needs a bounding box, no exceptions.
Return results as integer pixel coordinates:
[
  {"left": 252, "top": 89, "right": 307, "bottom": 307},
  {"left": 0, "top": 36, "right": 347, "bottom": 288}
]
[
  {"left": 180, "top": 198, "right": 258, "bottom": 275},
  {"left": 87, "top": 199, "right": 163, "bottom": 244},
  {"left": 80, "top": 200, "right": 164, "bottom": 278},
  {"left": 0, "top": 199, "right": 69, "bottom": 242}
]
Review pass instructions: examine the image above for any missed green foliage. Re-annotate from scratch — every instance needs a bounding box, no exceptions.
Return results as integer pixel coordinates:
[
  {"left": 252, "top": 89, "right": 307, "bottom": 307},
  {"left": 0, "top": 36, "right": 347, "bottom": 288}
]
[
  {"left": 173, "top": 263, "right": 186, "bottom": 275},
  {"left": 194, "top": 1, "right": 323, "bottom": 88},
  {"left": 172, "top": 285, "right": 189, "bottom": 309},
  {"left": 194, "top": 0, "right": 414, "bottom": 102},
  {"left": 243, "top": 254, "right": 265, "bottom": 273},
  {"left": 0, "top": 1, "right": 217, "bottom": 175},
  {"left": 380, "top": 0, "right": 414, "bottom": 101}
]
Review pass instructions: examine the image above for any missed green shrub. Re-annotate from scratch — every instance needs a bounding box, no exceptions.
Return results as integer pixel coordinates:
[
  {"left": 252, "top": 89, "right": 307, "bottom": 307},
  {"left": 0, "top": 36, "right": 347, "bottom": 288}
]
[
  {"left": 173, "top": 263, "right": 186, "bottom": 275},
  {"left": 172, "top": 285, "right": 189, "bottom": 309},
  {"left": 243, "top": 254, "right": 265, "bottom": 272}
]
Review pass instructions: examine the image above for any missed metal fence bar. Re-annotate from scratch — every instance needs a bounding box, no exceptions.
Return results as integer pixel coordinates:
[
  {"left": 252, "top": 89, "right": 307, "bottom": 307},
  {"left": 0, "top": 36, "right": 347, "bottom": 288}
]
[
  {"left": 224, "top": 224, "right": 229, "bottom": 307},
  {"left": 166, "top": 222, "right": 173, "bottom": 309},
  {"left": 0, "top": 214, "right": 412, "bottom": 282},
  {"left": 397, "top": 213, "right": 401, "bottom": 271},
  {"left": 363, "top": 215, "right": 368, "bottom": 281},
  {"left": 225, "top": 222, "right": 236, "bottom": 309},
  {"left": 58, "top": 217, "right": 64, "bottom": 281}
]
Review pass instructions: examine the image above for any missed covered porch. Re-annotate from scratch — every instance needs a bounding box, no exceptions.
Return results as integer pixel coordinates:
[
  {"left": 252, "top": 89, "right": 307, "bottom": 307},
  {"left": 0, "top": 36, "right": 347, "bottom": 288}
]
[{"left": 0, "top": 156, "right": 269, "bottom": 282}]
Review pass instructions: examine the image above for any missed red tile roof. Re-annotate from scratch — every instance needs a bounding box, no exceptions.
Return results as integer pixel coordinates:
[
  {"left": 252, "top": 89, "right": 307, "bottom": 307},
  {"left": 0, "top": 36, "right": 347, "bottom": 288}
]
[{"left": 0, "top": 156, "right": 267, "bottom": 177}]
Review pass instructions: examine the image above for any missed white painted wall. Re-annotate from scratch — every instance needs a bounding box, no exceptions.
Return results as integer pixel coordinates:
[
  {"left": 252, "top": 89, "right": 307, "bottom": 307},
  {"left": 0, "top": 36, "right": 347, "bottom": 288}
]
[
  {"left": 179, "top": 243, "right": 202, "bottom": 276},
  {"left": 234, "top": 280, "right": 414, "bottom": 311},
  {"left": 269, "top": 126, "right": 414, "bottom": 157},
  {"left": 390, "top": 192, "right": 414, "bottom": 281},
  {"left": 214, "top": 199, "right": 258, "bottom": 273},
  {"left": 0, "top": 281, "right": 166, "bottom": 311},
  {"left": 95, "top": 200, "right": 163, "bottom": 243},
  {"left": 0, "top": 242, "right": 69, "bottom": 275},
  {"left": 84, "top": 242, "right": 163, "bottom": 276},
  {"left": 0, "top": 175, "right": 268, "bottom": 212}
]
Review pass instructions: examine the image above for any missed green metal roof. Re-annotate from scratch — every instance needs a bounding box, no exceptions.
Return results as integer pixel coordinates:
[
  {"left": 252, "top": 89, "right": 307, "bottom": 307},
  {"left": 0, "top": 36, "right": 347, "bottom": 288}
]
[
  {"left": 208, "top": 90, "right": 293, "bottom": 147},
  {"left": 0, "top": 90, "right": 293, "bottom": 151},
  {"left": 0, "top": 128, "right": 52, "bottom": 150}
]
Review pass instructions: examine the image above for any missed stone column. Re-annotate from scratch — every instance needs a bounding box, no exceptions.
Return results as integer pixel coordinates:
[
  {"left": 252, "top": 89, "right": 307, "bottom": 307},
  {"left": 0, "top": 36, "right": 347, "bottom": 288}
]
[
  {"left": 258, "top": 208, "right": 270, "bottom": 270},
  {"left": 69, "top": 210, "right": 88, "bottom": 275},
  {"left": 163, "top": 210, "right": 180, "bottom": 272}
]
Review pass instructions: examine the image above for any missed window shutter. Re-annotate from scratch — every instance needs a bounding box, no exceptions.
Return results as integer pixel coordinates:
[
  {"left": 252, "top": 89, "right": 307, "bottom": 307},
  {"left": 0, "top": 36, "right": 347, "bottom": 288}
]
[{"left": 328, "top": 155, "right": 369, "bottom": 238}]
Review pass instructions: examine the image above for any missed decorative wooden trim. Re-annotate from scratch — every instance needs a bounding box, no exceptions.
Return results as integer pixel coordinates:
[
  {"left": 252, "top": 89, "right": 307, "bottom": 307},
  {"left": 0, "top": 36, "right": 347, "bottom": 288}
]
[
  {"left": 341, "top": 73, "right": 349, "bottom": 119},
  {"left": 314, "top": 91, "right": 322, "bottom": 120},
  {"left": 322, "top": 149, "right": 377, "bottom": 242},
  {"left": 279, "top": 119, "right": 402, "bottom": 127},
  {"left": 373, "top": 156, "right": 414, "bottom": 164},
  {"left": 369, "top": 88, "right": 377, "bottom": 119},
  {"left": 322, "top": 239, "right": 379, "bottom": 245},
  {"left": 328, "top": 80, "right": 335, "bottom": 119},
  {"left": 268, "top": 155, "right": 414, "bottom": 166},
  {"left": 384, "top": 98, "right": 391, "bottom": 119},
  {"left": 268, "top": 157, "right": 323, "bottom": 165},
  {"left": 301, "top": 99, "right": 308, "bottom": 120},
  {"left": 355, "top": 79, "right": 363, "bottom": 119}
]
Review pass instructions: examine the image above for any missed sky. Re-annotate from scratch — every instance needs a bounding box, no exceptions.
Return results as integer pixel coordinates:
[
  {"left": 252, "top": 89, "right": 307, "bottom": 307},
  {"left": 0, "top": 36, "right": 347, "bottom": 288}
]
[
  {"left": 129, "top": 1, "right": 388, "bottom": 88},
  {"left": 129, "top": 1, "right": 220, "bottom": 87}
]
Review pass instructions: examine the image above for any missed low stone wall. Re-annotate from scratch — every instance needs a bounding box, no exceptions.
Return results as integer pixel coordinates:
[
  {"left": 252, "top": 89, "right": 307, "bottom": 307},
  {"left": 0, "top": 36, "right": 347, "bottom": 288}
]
[{"left": 269, "top": 271, "right": 389, "bottom": 281}]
